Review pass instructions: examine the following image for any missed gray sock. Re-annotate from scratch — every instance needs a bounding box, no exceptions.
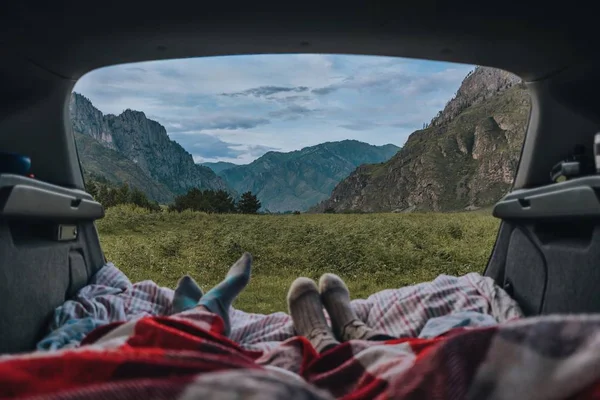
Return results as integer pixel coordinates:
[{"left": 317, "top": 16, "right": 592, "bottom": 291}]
[
  {"left": 319, "top": 273, "right": 384, "bottom": 342},
  {"left": 287, "top": 277, "right": 339, "bottom": 353}
]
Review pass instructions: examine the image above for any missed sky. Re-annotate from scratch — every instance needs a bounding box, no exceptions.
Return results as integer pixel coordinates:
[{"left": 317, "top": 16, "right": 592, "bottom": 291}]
[{"left": 74, "top": 54, "right": 473, "bottom": 165}]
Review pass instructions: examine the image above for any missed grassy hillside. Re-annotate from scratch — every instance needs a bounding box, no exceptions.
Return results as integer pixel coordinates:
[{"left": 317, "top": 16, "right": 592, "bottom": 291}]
[{"left": 97, "top": 206, "right": 499, "bottom": 314}]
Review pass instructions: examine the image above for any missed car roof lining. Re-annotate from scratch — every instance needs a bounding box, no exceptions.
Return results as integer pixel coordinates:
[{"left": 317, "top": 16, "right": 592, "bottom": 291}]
[{"left": 1, "top": 4, "right": 598, "bottom": 82}]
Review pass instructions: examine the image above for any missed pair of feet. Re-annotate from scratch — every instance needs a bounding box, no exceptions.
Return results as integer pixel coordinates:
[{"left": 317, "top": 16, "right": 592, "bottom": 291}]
[
  {"left": 173, "top": 253, "right": 386, "bottom": 352},
  {"left": 287, "top": 274, "right": 386, "bottom": 353}
]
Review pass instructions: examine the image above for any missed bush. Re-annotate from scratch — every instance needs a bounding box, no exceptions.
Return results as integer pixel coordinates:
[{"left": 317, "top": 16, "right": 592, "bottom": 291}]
[{"left": 170, "top": 188, "right": 236, "bottom": 213}]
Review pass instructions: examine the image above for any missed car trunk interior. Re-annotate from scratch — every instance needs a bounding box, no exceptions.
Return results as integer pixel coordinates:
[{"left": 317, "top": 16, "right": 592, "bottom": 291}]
[{"left": 1, "top": 3, "right": 600, "bottom": 354}]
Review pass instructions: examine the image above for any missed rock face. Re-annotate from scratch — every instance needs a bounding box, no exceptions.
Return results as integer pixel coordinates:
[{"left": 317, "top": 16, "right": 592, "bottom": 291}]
[
  {"left": 70, "top": 93, "right": 116, "bottom": 149},
  {"left": 219, "top": 140, "right": 399, "bottom": 212},
  {"left": 70, "top": 93, "right": 228, "bottom": 201},
  {"left": 430, "top": 67, "right": 522, "bottom": 127},
  {"left": 74, "top": 131, "right": 174, "bottom": 203},
  {"left": 315, "top": 67, "right": 530, "bottom": 213}
]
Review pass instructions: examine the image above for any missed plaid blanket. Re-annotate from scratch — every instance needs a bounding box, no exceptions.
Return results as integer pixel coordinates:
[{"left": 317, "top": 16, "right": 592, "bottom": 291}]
[
  {"left": 38, "top": 263, "right": 174, "bottom": 350},
  {"left": 7, "top": 308, "right": 600, "bottom": 399},
  {"left": 38, "top": 263, "right": 522, "bottom": 351}
]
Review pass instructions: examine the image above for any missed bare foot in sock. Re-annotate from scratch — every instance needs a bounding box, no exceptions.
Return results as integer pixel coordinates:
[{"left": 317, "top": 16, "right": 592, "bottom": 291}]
[
  {"left": 287, "top": 277, "right": 339, "bottom": 353},
  {"left": 319, "top": 273, "right": 388, "bottom": 342}
]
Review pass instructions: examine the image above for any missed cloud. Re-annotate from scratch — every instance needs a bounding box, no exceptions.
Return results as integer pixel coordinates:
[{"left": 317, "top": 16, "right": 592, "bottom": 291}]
[
  {"left": 125, "top": 67, "right": 147, "bottom": 73},
  {"left": 312, "top": 67, "right": 470, "bottom": 97},
  {"left": 75, "top": 54, "right": 474, "bottom": 163},
  {"left": 170, "top": 133, "right": 278, "bottom": 161},
  {"left": 269, "top": 105, "right": 317, "bottom": 120},
  {"left": 339, "top": 121, "right": 380, "bottom": 131},
  {"left": 277, "top": 95, "right": 312, "bottom": 104},
  {"left": 312, "top": 86, "right": 337, "bottom": 95},
  {"left": 194, "top": 115, "right": 270, "bottom": 131},
  {"left": 169, "top": 133, "right": 239, "bottom": 159},
  {"left": 155, "top": 114, "right": 270, "bottom": 133},
  {"left": 159, "top": 68, "right": 184, "bottom": 78},
  {"left": 230, "top": 144, "right": 280, "bottom": 158},
  {"left": 222, "top": 86, "right": 309, "bottom": 98}
]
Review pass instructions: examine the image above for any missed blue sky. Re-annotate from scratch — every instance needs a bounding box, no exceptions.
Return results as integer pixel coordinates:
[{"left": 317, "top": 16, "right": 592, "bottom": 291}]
[{"left": 74, "top": 54, "right": 473, "bottom": 164}]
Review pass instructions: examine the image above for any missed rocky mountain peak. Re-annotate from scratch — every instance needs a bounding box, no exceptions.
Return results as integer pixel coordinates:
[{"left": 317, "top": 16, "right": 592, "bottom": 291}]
[
  {"left": 70, "top": 93, "right": 116, "bottom": 149},
  {"left": 315, "top": 67, "right": 530, "bottom": 213},
  {"left": 70, "top": 92, "right": 229, "bottom": 199},
  {"left": 430, "top": 67, "right": 521, "bottom": 127}
]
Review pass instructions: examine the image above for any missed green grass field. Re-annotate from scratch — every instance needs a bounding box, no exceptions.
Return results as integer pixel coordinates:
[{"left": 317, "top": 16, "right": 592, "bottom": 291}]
[{"left": 97, "top": 205, "right": 500, "bottom": 314}]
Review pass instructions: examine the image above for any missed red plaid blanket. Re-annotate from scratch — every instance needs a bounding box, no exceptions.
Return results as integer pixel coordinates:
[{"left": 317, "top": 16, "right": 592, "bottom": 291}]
[{"left": 4, "top": 309, "right": 600, "bottom": 399}]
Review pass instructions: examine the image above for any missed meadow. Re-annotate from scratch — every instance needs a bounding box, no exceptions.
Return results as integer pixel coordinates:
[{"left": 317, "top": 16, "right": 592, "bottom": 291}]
[{"left": 97, "top": 205, "right": 500, "bottom": 314}]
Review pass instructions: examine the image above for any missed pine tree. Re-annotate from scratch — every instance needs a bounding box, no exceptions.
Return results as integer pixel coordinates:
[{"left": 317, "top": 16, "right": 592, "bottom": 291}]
[
  {"left": 87, "top": 181, "right": 99, "bottom": 199},
  {"left": 103, "top": 186, "right": 118, "bottom": 208},
  {"left": 115, "top": 183, "right": 130, "bottom": 204},
  {"left": 237, "top": 191, "right": 261, "bottom": 214},
  {"left": 94, "top": 184, "right": 108, "bottom": 206},
  {"left": 212, "top": 190, "right": 236, "bottom": 213}
]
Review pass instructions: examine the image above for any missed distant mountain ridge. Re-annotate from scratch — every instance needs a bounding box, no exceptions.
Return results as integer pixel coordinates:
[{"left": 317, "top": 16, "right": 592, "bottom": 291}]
[
  {"left": 218, "top": 140, "right": 399, "bottom": 212},
  {"left": 70, "top": 93, "right": 228, "bottom": 201},
  {"left": 201, "top": 161, "right": 239, "bottom": 175},
  {"left": 315, "top": 67, "right": 530, "bottom": 213}
]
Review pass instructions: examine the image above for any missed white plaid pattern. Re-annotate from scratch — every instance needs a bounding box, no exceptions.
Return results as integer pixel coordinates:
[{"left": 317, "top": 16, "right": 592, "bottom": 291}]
[{"left": 40, "top": 264, "right": 522, "bottom": 352}]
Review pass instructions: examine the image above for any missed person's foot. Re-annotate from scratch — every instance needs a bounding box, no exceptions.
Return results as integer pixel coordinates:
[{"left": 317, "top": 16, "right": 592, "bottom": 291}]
[
  {"left": 198, "top": 252, "right": 252, "bottom": 336},
  {"left": 287, "top": 277, "right": 339, "bottom": 353},
  {"left": 319, "top": 273, "right": 385, "bottom": 341},
  {"left": 172, "top": 275, "right": 204, "bottom": 314}
]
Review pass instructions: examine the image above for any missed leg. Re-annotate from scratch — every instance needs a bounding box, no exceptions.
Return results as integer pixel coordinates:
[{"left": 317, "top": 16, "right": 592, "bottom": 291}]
[
  {"left": 197, "top": 252, "right": 252, "bottom": 336},
  {"left": 287, "top": 277, "right": 340, "bottom": 353},
  {"left": 319, "top": 273, "right": 395, "bottom": 342}
]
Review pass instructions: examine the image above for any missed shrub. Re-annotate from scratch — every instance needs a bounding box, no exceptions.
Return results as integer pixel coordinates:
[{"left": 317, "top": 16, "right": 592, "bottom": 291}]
[
  {"left": 170, "top": 188, "right": 236, "bottom": 213},
  {"left": 237, "top": 191, "right": 261, "bottom": 214}
]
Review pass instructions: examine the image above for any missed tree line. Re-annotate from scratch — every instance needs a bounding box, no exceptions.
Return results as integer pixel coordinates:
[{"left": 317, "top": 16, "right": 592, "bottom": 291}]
[
  {"left": 86, "top": 176, "right": 162, "bottom": 212},
  {"left": 87, "top": 175, "right": 261, "bottom": 214},
  {"left": 169, "top": 188, "right": 261, "bottom": 214}
]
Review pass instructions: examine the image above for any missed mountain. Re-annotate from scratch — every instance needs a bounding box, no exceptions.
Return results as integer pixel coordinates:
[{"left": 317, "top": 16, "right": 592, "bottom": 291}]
[
  {"left": 74, "top": 132, "right": 174, "bottom": 203},
  {"left": 219, "top": 140, "right": 399, "bottom": 212},
  {"left": 315, "top": 67, "right": 530, "bottom": 213},
  {"left": 70, "top": 93, "right": 228, "bottom": 202},
  {"left": 201, "top": 161, "right": 239, "bottom": 175}
]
